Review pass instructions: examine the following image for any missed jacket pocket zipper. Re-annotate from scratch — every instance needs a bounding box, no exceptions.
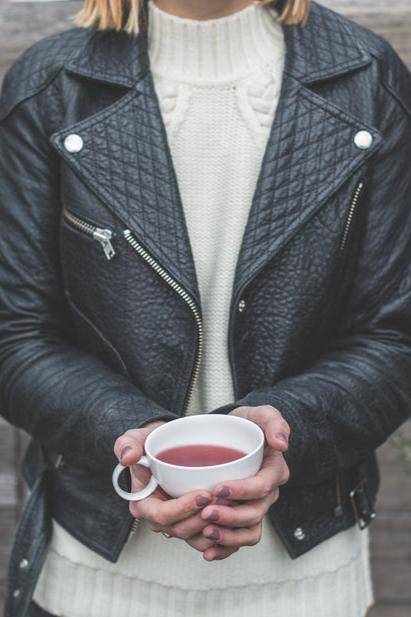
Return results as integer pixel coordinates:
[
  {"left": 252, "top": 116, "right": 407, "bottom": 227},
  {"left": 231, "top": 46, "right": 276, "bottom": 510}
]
[
  {"left": 62, "top": 214, "right": 203, "bottom": 409},
  {"left": 62, "top": 208, "right": 116, "bottom": 261},
  {"left": 123, "top": 229, "right": 203, "bottom": 416},
  {"left": 339, "top": 181, "right": 364, "bottom": 254}
]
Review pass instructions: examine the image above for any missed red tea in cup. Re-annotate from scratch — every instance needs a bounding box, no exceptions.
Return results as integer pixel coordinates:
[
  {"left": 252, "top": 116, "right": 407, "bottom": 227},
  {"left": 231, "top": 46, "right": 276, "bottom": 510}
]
[
  {"left": 112, "top": 415, "right": 264, "bottom": 500},
  {"left": 156, "top": 444, "right": 246, "bottom": 467}
]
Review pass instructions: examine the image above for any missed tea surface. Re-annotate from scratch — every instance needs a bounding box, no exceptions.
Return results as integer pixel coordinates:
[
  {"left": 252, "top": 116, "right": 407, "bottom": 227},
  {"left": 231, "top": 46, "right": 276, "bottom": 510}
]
[{"left": 156, "top": 444, "right": 246, "bottom": 467}]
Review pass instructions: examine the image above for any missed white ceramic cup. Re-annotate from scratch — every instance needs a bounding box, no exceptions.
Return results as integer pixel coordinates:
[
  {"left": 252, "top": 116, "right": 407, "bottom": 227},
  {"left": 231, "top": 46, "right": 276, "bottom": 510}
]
[{"left": 112, "top": 414, "right": 265, "bottom": 501}]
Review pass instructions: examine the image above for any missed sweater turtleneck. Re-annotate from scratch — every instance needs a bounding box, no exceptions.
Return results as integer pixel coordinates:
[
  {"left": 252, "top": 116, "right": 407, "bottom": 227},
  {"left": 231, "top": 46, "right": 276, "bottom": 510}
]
[{"left": 147, "top": 0, "right": 283, "bottom": 84}]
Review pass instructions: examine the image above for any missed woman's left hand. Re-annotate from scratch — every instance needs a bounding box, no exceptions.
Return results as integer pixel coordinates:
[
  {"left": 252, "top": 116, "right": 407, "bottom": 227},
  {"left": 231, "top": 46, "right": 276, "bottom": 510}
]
[{"left": 199, "top": 405, "right": 290, "bottom": 561}]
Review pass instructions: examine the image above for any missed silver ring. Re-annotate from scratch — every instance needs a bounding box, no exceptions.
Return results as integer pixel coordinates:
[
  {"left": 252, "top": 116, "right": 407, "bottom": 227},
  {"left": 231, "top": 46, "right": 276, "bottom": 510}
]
[{"left": 161, "top": 531, "right": 173, "bottom": 539}]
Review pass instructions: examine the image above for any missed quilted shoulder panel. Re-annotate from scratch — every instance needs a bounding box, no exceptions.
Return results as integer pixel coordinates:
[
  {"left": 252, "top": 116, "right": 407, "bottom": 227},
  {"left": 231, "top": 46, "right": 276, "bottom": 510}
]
[
  {"left": 0, "top": 27, "right": 94, "bottom": 121},
  {"left": 369, "top": 38, "right": 411, "bottom": 119},
  {"left": 308, "top": 2, "right": 411, "bottom": 116}
]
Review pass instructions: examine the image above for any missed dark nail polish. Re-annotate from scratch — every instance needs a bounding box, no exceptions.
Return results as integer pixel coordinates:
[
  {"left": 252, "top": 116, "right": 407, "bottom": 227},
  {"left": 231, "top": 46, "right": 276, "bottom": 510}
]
[
  {"left": 120, "top": 446, "right": 133, "bottom": 462},
  {"left": 207, "top": 510, "right": 219, "bottom": 522},
  {"left": 217, "top": 486, "right": 230, "bottom": 498},
  {"left": 215, "top": 497, "right": 230, "bottom": 506},
  {"left": 275, "top": 432, "right": 288, "bottom": 444},
  {"left": 196, "top": 495, "right": 211, "bottom": 507},
  {"left": 207, "top": 529, "right": 220, "bottom": 541}
]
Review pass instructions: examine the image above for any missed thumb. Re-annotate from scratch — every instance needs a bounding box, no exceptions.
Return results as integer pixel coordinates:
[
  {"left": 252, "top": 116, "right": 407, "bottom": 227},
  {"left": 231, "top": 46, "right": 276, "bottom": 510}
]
[
  {"left": 114, "top": 421, "right": 164, "bottom": 465},
  {"left": 264, "top": 417, "right": 290, "bottom": 452}
]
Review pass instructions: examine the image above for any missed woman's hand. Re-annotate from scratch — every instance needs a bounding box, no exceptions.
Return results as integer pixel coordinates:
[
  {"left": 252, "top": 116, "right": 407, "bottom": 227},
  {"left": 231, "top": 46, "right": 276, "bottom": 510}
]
[
  {"left": 199, "top": 405, "right": 290, "bottom": 561},
  {"left": 114, "top": 423, "right": 217, "bottom": 554},
  {"left": 113, "top": 405, "right": 290, "bottom": 561}
]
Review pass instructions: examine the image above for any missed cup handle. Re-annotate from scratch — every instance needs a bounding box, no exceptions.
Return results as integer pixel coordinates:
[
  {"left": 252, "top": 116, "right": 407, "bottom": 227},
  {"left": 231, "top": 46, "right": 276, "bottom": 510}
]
[{"left": 112, "top": 455, "right": 158, "bottom": 501}]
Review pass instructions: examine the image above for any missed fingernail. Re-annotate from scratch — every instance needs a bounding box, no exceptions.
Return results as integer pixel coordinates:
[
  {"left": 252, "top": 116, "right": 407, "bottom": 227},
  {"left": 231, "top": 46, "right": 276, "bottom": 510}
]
[
  {"left": 215, "top": 497, "right": 230, "bottom": 506},
  {"left": 120, "top": 446, "right": 133, "bottom": 462},
  {"left": 196, "top": 495, "right": 211, "bottom": 507},
  {"left": 217, "top": 486, "right": 230, "bottom": 498},
  {"left": 207, "top": 510, "right": 219, "bottom": 522},
  {"left": 275, "top": 432, "right": 288, "bottom": 444},
  {"left": 206, "top": 529, "right": 220, "bottom": 541}
]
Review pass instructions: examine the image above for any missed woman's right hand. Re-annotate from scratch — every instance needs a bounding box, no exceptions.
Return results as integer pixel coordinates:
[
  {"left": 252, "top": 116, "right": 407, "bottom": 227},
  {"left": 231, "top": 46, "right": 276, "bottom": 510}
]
[{"left": 114, "top": 425, "right": 237, "bottom": 559}]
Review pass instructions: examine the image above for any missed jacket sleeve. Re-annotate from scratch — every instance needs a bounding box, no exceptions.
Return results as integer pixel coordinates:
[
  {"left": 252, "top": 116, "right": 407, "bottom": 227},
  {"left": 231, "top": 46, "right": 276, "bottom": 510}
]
[
  {"left": 211, "top": 62, "right": 411, "bottom": 487},
  {"left": 0, "top": 82, "right": 178, "bottom": 472}
]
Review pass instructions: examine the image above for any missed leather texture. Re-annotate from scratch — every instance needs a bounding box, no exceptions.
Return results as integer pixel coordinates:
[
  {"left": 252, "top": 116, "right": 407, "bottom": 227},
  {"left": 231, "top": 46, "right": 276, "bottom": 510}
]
[{"left": 1, "top": 2, "right": 411, "bottom": 615}]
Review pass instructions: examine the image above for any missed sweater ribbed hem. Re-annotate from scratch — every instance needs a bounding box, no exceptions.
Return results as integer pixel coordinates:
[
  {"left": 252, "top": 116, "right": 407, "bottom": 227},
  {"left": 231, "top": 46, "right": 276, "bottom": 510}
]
[{"left": 33, "top": 537, "right": 374, "bottom": 617}]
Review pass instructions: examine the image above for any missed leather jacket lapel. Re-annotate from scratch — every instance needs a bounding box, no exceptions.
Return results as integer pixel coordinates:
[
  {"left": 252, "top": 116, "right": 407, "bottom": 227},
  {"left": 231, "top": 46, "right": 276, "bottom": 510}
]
[
  {"left": 50, "top": 68, "right": 201, "bottom": 305},
  {"left": 283, "top": 1, "right": 372, "bottom": 84},
  {"left": 232, "top": 73, "right": 382, "bottom": 299}
]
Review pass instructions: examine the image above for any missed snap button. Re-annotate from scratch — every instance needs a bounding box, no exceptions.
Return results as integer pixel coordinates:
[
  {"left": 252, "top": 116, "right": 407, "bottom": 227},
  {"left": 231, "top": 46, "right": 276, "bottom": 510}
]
[
  {"left": 354, "top": 130, "right": 373, "bottom": 150},
  {"left": 238, "top": 299, "right": 246, "bottom": 313},
  {"left": 293, "top": 527, "right": 305, "bottom": 540},
  {"left": 12, "top": 589, "right": 21, "bottom": 599},
  {"left": 19, "top": 558, "right": 29, "bottom": 570},
  {"left": 64, "top": 133, "right": 84, "bottom": 153}
]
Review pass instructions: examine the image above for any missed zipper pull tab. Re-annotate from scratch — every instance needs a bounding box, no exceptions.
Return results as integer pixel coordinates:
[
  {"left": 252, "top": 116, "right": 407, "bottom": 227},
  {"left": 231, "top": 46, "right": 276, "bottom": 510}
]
[
  {"left": 334, "top": 473, "right": 344, "bottom": 518},
  {"left": 92, "top": 228, "right": 116, "bottom": 260}
]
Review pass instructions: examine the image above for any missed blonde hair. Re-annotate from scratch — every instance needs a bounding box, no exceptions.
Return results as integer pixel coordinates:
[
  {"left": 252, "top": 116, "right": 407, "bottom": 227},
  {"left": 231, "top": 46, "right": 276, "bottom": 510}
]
[{"left": 76, "top": 0, "right": 310, "bottom": 34}]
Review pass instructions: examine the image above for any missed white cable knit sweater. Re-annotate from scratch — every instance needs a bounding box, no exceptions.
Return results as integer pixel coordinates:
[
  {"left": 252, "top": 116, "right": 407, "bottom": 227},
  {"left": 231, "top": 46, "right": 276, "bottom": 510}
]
[{"left": 33, "top": 2, "right": 374, "bottom": 616}]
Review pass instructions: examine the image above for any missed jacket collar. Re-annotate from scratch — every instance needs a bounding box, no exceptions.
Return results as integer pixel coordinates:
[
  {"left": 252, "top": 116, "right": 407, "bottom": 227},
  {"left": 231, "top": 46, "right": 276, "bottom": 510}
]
[
  {"left": 283, "top": 1, "right": 371, "bottom": 83},
  {"left": 65, "top": 29, "right": 149, "bottom": 89},
  {"left": 65, "top": 1, "right": 371, "bottom": 88}
]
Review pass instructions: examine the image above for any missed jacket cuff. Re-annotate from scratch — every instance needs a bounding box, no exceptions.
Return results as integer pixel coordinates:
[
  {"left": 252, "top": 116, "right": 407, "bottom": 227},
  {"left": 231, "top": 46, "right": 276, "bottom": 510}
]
[
  {"left": 136, "top": 413, "right": 179, "bottom": 429},
  {"left": 209, "top": 400, "right": 246, "bottom": 415}
]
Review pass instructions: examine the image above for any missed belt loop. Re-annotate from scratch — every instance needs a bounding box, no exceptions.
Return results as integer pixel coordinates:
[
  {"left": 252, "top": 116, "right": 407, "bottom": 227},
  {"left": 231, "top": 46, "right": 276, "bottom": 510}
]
[{"left": 349, "top": 476, "right": 376, "bottom": 529}]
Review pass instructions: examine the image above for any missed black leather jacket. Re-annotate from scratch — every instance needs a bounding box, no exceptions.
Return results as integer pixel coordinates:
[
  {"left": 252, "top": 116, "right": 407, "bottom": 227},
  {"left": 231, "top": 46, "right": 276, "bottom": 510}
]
[{"left": 1, "top": 2, "right": 411, "bottom": 616}]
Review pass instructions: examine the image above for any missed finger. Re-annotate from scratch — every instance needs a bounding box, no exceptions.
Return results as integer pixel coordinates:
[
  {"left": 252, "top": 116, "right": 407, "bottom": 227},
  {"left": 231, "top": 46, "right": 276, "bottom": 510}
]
[
  {"left": 203, "top": 546, "right": 240, "bottom": 561},
  {"left": 185, "top": 533, "right": 218, "bottom": 553},
  {"left": 230, "top": 405, "right": 290, "bottom": 452},
  {"left": 147, "top": 529, "right": 216, "bottom": 553},
  {"left": 130, "top": 459, "right": 171, "bottom": 500},
  {"left": 200, "top": 493, "right": 278, "bottom": 528},
  {"left": 130, "top": 462, "right": 152, "bottom": 488},
  {"left": 202, "top": 523, "right": 262, "bottom": 548},
  {"left": 149, "top": 495, "right": 236, "bottom": 536},
  {"left": 129, "top": 485, "right": 171, "bottom": 518},
  {"left": 149, "top": 511, "right": 208, "bottom": 538},
  {"left": 114, "top": 422, "right": 164, "bottom": 465},
  {"left": 212, "top": 450, "right": 289, "bottom": 501},
  {"left": 134, "top": 490, "right": 213, "bottom": 527},
  {"left": 214, "top": 497, "right": 233, "bottom": 507}
]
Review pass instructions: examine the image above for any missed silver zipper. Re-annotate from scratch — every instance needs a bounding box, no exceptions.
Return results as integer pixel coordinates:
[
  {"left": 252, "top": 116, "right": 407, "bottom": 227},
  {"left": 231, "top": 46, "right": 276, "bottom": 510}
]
[
  {"left": 128, "top": 518, "right": 140, "bottom": 541},
  {"left": 123, "top": 229, "right": 203, "bottom": 415},
  {"left": 339, "top": 182, "right": 364, "bottom": 253},
  {"left": 63, "top": 208, "right": 116, "bottom": 260},
  {"left": 123, "top": 229, "right": 203, "bottom": 542}
]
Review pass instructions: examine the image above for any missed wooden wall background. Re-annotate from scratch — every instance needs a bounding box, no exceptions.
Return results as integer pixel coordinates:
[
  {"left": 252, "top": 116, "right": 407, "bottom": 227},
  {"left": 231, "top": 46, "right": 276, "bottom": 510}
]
[{"left": 0, "top": 1, "right": 410, "bottom": 616}]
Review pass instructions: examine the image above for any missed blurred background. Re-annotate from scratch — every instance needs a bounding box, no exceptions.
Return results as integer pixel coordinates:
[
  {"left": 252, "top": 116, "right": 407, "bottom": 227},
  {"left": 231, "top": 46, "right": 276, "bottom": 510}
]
[{"left": 0, "top": 1, "right": 410, "bottom": 616}]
